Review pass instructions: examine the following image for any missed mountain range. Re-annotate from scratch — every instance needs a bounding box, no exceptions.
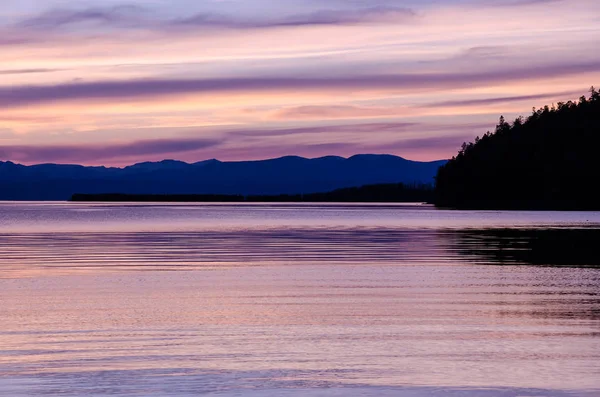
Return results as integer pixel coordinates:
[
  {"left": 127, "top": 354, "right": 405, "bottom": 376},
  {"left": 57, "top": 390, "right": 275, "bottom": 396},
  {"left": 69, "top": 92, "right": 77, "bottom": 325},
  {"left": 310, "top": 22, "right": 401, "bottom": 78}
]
[{"left": 0, "top": 154, "right": 447, "bottom": 200}]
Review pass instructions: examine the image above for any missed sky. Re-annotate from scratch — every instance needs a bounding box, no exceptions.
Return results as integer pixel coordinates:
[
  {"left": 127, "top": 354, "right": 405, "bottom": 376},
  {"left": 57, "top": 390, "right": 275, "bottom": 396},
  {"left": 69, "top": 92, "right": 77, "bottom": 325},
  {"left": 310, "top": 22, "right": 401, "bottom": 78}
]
[{"left": 1, "top": 0, "right": 599, "bottom": 166}]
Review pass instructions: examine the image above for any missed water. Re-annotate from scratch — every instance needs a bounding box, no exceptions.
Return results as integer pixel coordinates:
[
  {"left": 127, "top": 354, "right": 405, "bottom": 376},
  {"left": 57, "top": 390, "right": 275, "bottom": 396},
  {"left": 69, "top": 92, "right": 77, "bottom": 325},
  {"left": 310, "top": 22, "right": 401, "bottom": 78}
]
[{"left": 1, "top": 203, "right": 599, "bottom": 396}]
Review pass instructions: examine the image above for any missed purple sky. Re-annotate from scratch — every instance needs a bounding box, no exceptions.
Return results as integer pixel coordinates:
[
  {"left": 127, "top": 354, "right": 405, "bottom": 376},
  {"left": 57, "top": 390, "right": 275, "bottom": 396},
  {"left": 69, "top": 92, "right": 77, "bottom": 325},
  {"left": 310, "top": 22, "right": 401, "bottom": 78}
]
[{"left": 1, "top": 0, "right": 599, "bottom": 165}]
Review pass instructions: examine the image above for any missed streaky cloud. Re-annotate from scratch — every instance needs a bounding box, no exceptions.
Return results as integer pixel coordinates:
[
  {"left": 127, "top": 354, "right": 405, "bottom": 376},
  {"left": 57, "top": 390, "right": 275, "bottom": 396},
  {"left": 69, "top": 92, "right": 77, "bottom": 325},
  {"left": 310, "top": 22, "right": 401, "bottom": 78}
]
[
  {"left": 2, "top": 61, "right": 598, "bottom": 108},
  {"left": 0, "top": 137, "right": 222, "bottom": 163},
  {"left": 488, "top": 0, "right": 564, "bottom": 7},
  {"left": 0, "top": 68, "right": 64, "bottom": 75},
  {"left": 0, "top": 32, "right": 37, "bottom": 46},
  {"left": 228, "top": 122, "right": 418, "bottom": 137},
  {"left": 425, "top": 90, "right": 584, "bottom": 108},
  {"left": 273, "top": 105, "right": 407, "bottom": 119},
  {"left": 205, "top": 6, "right": 416, "bottom": 28},
  {"left": 0, "top": 120, "right": 488, "bottom": 164},
  {"left": 386, "top": 134, "right": 478, "bottom": 151},
  {"left": 17, "top": 5, "right": 148, "bottom": 30},
  {"left": 278, "top": 6, "right": 415, "bottom": 26},
  {"left": 16, "top": 5, "right": 415, "bottom": 33}
]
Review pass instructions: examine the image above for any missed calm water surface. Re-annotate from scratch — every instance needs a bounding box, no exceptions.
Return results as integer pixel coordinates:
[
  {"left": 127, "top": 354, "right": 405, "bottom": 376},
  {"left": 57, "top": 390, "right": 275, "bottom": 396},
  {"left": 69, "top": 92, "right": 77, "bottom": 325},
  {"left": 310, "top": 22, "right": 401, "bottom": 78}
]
[{"left": 1, "top": 203, "right": 599, "bottom": 396}]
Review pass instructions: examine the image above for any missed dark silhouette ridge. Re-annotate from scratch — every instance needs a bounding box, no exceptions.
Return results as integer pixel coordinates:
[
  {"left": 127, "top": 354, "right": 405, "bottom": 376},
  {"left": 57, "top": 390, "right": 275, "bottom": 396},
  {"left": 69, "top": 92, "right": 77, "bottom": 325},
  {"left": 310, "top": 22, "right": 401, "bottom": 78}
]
[
  {"left": 71, "top": 183, "right": 434, "bottom": 203},
  {"left": 0, "top": 154, "right": 446, "bottom": 201},
  {"left": 435, "top": 87, "right": 600, "bottom": 210},
  {"left": 71, "top": 193, "right": 246, "bottom": 202}
]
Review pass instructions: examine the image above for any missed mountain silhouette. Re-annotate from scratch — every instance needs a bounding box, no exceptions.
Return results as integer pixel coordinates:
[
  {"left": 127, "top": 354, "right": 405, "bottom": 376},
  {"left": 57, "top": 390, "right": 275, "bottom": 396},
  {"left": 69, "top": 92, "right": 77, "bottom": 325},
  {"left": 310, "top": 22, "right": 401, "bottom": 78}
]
[{"left": 0, "top": 154, "right": 446, "bottom": 200}]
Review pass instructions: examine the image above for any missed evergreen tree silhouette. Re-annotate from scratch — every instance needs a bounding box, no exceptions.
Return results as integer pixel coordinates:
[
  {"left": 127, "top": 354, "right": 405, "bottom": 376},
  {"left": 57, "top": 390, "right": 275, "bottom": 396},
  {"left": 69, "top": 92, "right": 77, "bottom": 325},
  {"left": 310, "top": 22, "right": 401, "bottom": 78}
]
[{"left": 435, "top": 87, "right": 600, "bottom": 209}]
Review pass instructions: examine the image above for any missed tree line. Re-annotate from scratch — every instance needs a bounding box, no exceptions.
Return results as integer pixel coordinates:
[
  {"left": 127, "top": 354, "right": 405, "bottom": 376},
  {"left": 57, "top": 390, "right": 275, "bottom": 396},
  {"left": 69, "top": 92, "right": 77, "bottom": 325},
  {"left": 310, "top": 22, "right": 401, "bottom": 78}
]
[
  {"left": 71, "top": 183, "right": 434, "bottom": 203},
  {"left": 435, "top": 87, "right": 600, "bottom": 209}
]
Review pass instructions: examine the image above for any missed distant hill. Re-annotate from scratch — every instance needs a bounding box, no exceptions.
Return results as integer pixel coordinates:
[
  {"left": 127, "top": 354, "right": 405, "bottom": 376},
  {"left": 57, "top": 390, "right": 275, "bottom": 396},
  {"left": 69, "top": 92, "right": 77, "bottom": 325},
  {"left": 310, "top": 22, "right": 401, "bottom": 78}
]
[
  {"left": 71, "top": 183, "right": 434, "bottom": 203},
  {"left": 435, "top": 87, "right": 600, "bottom": 210},
  {"left": 0, "top": 154, "right": 446, "bottom": 200}
]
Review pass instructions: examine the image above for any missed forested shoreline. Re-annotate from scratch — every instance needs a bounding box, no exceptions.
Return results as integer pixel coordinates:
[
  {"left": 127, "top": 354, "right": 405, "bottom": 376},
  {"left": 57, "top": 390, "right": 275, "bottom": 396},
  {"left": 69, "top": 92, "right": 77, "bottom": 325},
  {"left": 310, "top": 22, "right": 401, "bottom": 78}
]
[
  {"left": 435, "top": 87, "right": 600, "bottom": 210},
  {"left": 71, "top": 183, "right": 434, "bottom": 203}
]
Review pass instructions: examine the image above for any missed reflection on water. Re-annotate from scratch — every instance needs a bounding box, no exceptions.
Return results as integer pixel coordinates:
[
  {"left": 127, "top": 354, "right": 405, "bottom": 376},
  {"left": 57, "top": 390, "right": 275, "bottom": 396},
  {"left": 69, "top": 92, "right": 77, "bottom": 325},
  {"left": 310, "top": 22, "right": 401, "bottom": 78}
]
[
  {"left": 0, "top": 203, "right": 599, "bottom": 396},
  {"left": 454, "top": 228, "right": 600, "bottom": 267},
  {"left": 2, "top": 228, "right": 600, "bottom": 278}
]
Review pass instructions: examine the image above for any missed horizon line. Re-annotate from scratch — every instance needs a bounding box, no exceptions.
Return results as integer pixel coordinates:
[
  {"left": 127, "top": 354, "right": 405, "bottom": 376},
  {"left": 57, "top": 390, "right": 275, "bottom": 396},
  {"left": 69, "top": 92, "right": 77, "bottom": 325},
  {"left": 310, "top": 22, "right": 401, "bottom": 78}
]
[{"left": 0, "top": 153, "right": 450, "bottom": 169}]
